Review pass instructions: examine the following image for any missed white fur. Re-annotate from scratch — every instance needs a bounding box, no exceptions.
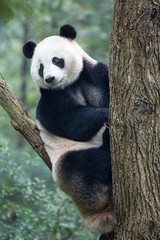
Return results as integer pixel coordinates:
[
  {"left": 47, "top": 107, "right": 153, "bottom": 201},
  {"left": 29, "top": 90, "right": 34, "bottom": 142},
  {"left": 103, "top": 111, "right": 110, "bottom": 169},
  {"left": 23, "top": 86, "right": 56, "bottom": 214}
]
[{"left": 31, "top": 36, "right": 97, "bottom": 89}]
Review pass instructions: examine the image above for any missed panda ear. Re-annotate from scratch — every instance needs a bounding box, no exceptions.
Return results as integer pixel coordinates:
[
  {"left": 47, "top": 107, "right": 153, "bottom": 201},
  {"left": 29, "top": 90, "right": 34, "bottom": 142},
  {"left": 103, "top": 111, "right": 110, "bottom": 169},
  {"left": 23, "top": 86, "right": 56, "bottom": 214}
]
[
  {"left": 22, "top": 41, "right": 37, "bottom": 59},
  {"left": 59, "top": 24, "right": 77, "bottom": 40}
]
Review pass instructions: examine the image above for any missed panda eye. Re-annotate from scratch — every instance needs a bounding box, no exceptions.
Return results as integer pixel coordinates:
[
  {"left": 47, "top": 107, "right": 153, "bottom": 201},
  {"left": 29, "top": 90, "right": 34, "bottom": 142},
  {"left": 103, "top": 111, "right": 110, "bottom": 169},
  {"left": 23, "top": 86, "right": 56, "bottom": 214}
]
[
  {"left": 52, "top": 57, "right": 65, "bottom": 68},
  {"left": 52, "top": 57, "right": 60, "bottom": 64},
  {"left": 38, "top": 63, "right": 44, "bottom": 77}
]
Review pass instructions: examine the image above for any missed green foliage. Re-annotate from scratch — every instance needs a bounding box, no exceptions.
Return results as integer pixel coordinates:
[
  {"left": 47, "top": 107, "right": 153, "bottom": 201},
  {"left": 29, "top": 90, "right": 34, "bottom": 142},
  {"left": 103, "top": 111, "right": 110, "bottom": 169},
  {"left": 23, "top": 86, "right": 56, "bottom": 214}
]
[
  {"left": 0, "top": 1, "right": 13, "bottom": 23},
  {"left": 0, "top": 140, "right": 98, "bottom": 240}
]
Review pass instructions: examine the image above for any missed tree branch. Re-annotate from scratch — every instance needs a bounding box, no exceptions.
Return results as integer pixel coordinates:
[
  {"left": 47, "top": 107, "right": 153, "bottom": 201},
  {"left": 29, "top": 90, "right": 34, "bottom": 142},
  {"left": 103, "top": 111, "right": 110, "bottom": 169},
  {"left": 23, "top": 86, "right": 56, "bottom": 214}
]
[{"left": 0, "top": 77, "right": 52, "bottom": 170}]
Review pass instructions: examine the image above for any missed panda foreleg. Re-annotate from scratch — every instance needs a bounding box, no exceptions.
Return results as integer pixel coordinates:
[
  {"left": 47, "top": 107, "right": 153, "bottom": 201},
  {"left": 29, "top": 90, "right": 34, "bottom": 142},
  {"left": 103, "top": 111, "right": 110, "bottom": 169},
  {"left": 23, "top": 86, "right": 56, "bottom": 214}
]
[{"left": 56, "top": 107, "right": 109, "bottom": 142}]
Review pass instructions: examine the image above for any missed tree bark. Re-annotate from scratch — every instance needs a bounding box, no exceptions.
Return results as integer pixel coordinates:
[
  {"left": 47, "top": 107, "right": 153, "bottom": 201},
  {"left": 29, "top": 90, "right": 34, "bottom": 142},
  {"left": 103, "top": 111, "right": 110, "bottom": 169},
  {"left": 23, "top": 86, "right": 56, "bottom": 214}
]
[
  {"left": 0, "top": 77, "right": 52, "bottom": 170},
  {"left": 108, "top": 0, "right": 160, "bottom": 239}
]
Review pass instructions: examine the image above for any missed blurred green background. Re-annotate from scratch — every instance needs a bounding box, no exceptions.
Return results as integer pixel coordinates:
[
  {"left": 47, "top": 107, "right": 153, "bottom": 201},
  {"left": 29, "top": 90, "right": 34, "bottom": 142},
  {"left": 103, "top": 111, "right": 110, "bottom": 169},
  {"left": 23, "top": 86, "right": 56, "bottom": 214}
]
[{"left": 0, "top": 0, "right": 113, "bottom": 239}]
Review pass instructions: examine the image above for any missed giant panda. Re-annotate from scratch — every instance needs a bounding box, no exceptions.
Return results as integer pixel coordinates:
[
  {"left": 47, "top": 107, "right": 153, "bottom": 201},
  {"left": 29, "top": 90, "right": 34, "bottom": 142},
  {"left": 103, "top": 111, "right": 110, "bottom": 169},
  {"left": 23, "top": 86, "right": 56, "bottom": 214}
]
[{"left": 23, "top": 24, "right": 116, "bottom": 233}]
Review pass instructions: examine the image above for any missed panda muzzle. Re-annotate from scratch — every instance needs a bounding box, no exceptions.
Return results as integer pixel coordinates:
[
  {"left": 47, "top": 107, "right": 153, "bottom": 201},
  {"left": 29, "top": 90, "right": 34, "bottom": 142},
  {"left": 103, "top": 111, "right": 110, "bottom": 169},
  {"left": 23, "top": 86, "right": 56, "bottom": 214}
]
[{"left": 45, "top": 76, "right": 55, "bottom": 84}]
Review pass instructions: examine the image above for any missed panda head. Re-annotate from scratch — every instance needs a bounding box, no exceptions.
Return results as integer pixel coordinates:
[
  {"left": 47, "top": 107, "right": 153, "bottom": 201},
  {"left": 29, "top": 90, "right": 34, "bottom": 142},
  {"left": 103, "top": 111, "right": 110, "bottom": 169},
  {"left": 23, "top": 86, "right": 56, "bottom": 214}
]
[{"left": 23, "top": 25, "right": 85, "bottom": 89}]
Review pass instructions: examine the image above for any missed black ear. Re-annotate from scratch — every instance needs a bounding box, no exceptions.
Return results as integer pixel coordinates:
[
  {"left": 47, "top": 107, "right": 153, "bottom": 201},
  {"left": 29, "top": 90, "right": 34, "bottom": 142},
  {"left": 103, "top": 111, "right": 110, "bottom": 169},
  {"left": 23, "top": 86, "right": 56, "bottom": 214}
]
[
  {"left": 22, "top": 41, "right": 37, "bottom": 59},
  {"left": 59, "top": 24, "right": 77, "bottom": 40}
]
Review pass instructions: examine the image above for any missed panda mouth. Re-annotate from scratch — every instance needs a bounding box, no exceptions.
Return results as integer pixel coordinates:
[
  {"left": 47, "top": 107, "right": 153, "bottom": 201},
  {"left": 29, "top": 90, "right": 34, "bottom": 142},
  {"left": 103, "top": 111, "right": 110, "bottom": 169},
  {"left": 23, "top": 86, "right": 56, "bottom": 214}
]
[
  {"left": 52, "top": 79, "right": 63, "bottom": 86},
  {"left": 45, "top": 78, "right": 63, "bottom": 87}
]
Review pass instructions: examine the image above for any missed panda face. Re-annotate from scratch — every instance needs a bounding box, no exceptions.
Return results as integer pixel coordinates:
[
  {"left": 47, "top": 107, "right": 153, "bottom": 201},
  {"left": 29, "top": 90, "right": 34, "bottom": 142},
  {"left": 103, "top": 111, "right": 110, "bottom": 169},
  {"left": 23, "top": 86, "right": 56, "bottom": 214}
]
[{"left": 31, "top": 36, "right": 83, "bottom": 89}]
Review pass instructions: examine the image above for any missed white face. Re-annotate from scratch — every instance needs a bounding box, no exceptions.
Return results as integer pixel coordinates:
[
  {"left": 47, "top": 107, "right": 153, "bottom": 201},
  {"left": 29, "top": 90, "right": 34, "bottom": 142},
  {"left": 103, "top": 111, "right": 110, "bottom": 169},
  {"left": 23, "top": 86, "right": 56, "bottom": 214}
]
[{"left": 31, "top": 36, "right": 83, "bottom": 89}]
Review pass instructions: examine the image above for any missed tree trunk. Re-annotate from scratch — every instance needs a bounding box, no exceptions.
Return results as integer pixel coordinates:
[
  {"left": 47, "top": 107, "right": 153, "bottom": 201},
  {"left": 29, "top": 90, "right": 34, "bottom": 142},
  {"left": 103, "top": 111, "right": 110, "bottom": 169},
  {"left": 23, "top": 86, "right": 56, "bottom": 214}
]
[{"left": 107, "top": 0, "right": 160, "bottom": 239}]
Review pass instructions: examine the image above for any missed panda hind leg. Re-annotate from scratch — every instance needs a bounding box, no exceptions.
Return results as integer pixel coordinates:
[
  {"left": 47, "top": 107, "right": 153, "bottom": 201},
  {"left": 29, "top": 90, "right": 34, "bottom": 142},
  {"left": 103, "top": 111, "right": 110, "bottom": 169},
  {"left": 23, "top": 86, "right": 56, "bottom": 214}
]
[{"left": 55, "top": 147, "right": 115, "bottom": 233}]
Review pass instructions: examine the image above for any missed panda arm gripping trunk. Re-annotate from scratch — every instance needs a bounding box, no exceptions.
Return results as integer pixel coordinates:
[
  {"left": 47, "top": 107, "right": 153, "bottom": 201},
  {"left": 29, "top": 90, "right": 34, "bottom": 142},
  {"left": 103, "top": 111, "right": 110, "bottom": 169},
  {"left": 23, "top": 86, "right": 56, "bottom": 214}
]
[{"left": 36, "top": 93, "right": 109, "bottom": 142}]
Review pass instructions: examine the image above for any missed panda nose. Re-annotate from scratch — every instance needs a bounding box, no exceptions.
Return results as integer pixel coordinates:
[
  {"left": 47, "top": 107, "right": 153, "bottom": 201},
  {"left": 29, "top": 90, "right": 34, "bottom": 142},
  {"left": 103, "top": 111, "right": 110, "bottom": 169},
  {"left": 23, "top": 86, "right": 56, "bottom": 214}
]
[{"left": 45, "top": 76, "right": 55, "bottom": 84}]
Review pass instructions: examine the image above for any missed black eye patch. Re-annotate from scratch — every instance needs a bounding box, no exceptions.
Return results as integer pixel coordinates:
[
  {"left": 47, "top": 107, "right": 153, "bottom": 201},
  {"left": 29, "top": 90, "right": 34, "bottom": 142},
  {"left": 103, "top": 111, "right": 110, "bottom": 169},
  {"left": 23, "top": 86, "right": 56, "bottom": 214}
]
[
  {"left": 38, "top": 63, "right": 44, "bottom": 77},
  {"left": 52, "top": 57, "right": 64, "bottom": 68}
]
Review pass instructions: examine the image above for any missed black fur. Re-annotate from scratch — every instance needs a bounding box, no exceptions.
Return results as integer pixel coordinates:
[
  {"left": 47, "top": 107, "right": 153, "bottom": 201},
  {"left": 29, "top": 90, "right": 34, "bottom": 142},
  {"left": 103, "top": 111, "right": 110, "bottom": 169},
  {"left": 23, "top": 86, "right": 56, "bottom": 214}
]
[
  {"left": 68, "top": 147, "right": 111, "bottom": 186},
  {"left": 38, "top": 63, "right": 44, "bottom": 77},
  {"left": 36, "top": 61, "right": 109, "bottom": 142},
  {"left": 58, "top": 146, "right": 111, "bottom": 197},
  {"left": 52, "top": 57, "right": 65, "bottom": 68},
  {"left": 59, "top": 24, "right": 77, "bottom": 40},
  {"left": 23, "top": 41, "right": 37, "bottom": 59}
]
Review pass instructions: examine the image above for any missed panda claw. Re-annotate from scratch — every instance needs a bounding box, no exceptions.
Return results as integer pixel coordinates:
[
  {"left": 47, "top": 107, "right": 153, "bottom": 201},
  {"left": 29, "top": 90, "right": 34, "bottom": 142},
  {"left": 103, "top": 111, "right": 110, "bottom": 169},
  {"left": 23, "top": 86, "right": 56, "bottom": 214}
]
[{"left": 104, "top": 122, "right": 109, "bottom": 128}]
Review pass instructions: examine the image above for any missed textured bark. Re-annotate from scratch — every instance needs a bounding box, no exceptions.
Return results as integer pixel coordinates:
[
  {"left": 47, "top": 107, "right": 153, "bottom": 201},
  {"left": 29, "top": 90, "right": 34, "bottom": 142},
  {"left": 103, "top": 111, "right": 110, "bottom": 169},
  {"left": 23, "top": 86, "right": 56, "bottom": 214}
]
[
  {"left": 0, "top": 77, "right": 52, "bottom": 170},
  {"left": 107, "top": 0, "right": 160, "bottom": 239}
]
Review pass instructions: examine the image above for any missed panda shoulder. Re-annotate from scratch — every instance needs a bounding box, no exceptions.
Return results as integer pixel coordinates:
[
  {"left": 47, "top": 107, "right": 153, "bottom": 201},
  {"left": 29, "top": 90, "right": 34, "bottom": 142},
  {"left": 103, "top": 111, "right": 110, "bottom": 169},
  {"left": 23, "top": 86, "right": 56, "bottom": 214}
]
[
  {"left": 91, "top": 62, "right": 109, "bottom": 86},
  {"left": 93, "top": 62, "right": 108, "bottom": 74}
]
